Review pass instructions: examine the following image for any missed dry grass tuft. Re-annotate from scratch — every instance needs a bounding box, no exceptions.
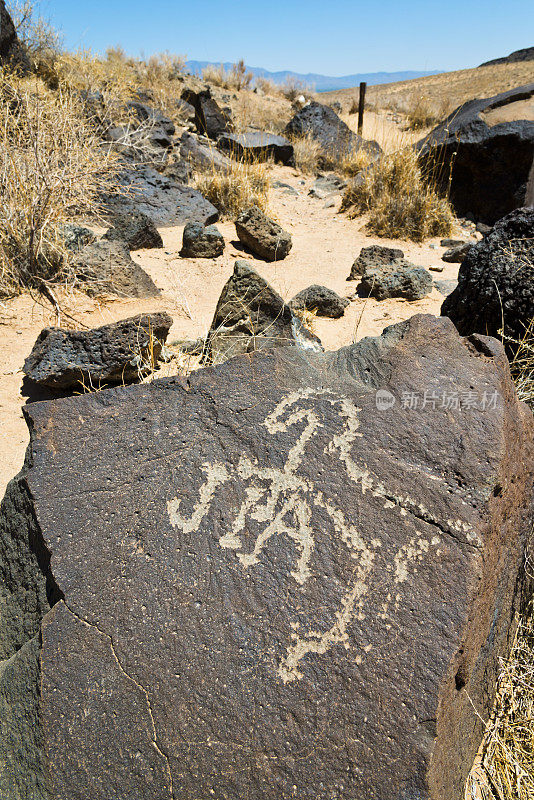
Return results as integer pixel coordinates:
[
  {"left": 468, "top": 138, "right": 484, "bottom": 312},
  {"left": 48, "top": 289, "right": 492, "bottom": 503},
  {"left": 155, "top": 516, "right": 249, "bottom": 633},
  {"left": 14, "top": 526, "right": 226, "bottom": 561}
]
[
  {"left": 508, "top": 319, "right": 534, "bottom": 408},
  {"left": 291, "top": 133, "right": 321, "bottom": 174},
  {"left": 202, "top": 60, "right": 253, "bottom": 92},
  {"left": 341, "top": 146, "right": 454, "bottom": 241},
  {"left": 467, "top": 605, "right": 534, "bottom": 800},
  {"left": 195, "top": 158, "right": 270, "bottom": 219},
  {"left": 0, "top": 70, "right": 119, "bottom": 297}
]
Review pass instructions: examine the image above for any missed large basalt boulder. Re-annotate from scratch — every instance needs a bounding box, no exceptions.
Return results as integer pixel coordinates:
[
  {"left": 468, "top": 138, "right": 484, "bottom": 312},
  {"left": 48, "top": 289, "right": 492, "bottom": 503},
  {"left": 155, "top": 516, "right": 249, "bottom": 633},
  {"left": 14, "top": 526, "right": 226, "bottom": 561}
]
[
  {"left": 23, "top": 313, "right": 173, "bottom": 391},
  {"left": 105, "top": 164, "right": 219, "bottom": 226},
  {"left": 235, "top": 205, "right": 292, "bottom": 262},
  {"left": 73, "top": 240, "right": 160, "bottom": 298},
  {"left": 218, "top": 131, "right": 294, "bottom": 166},
  {"left": 442, "top": 207, "right": 534, "bottom": 349},
  {"left": 181, "top": 87, "right": 232, "bottom": 140},
  {"left": 417, "top": 83, "right": 534, "bottom": 224},
  {"left": 0, "top": 314, "right": 532, "bottom": 800},
  {"left": 285, "top": 101, "right": 381, "bottom": 167},
  {"left": 206, "top": 260, "right": 322, "bottom": 362},
  {"left": 290, "top": 285, "right": 350, "bottom": 318},
  {"left": 0, "top": 0, "right": 30, "bottom": 72},
  {"left": 103, "top": 210, "right": 164, "bottom": 251}
]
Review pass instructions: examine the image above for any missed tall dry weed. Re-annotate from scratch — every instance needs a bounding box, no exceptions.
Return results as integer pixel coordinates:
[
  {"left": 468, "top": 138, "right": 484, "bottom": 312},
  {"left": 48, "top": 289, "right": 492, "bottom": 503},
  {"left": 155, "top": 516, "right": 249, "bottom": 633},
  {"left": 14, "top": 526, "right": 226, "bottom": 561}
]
[{"left": 0, "top": 72, "right": 118, "bottom": 296}]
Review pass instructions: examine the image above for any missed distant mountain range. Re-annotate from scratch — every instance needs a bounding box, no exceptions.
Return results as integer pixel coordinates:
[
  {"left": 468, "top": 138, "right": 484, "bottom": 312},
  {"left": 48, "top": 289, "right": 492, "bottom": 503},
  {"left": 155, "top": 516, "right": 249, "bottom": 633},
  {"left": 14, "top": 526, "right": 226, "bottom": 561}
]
[{"left": 185, "top": 61, "right": 440, "bottom": 93}]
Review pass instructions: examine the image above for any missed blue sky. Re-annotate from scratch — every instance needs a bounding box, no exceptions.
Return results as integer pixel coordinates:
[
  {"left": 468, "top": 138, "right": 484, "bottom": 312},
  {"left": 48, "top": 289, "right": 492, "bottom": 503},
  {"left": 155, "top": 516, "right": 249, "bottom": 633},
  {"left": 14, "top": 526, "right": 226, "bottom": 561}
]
[{"left": 43, "top": 0, "right": 534, "bottom": 75}]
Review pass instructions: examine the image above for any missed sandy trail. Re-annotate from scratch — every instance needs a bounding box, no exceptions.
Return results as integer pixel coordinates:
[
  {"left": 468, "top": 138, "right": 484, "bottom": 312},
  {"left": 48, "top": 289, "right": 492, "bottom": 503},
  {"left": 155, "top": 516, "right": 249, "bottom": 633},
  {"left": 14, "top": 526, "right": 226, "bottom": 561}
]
[{"left": 0, "top": 163, "right": 466, "bottom": 495}]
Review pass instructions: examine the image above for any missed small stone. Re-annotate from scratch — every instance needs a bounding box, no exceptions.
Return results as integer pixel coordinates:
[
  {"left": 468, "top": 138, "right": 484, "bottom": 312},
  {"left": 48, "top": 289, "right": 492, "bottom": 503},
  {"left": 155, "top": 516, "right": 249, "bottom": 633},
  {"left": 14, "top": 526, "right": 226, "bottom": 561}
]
[
  {"left": 440, "top": 238, "right": 465, "bottom": 247},
  {"left": 348, "top": 245, "right": 404, "bottom": 280},
  {"left": 358, "top": 263, "right": 433, "bottom": 301},
  {"left": 180, "top": 223, "right": 225, "bottom": 258},
  {"left": 235, "top": 206, "right": 292, "bottom": 262},
  {"left": 290, "top": 285, "right": 350, "bottom": 318},
  {"left": 103, "top": 210, "right": 163, "bottom": 251},
  {"left": 429, "top": 265, "right": 444, "bottom": 272},
  {"left": 442, "top": 243, "right": 473, "bottom": 263}
]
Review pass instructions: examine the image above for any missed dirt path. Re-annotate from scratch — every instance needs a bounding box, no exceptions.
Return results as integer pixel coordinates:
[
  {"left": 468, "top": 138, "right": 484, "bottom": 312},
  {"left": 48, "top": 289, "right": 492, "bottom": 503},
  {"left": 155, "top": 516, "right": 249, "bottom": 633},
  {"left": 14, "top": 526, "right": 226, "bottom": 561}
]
[{"left": 0, "top": 163, "right": 467, "bottom": 495}]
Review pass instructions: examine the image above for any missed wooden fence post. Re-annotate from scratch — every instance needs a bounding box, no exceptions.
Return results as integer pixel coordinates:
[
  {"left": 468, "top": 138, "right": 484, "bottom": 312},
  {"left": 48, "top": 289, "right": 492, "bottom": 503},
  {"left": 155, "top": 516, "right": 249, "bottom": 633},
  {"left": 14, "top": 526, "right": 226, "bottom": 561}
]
[{"left": 357, "top": 81, "right": 367, "bottom": 135}]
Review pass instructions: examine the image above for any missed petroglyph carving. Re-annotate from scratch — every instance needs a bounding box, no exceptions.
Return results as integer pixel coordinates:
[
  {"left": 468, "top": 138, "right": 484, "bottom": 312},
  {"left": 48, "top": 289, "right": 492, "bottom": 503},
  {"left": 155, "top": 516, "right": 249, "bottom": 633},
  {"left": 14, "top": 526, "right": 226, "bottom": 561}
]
[{"left": 168, "top": 390, "right": 451, "bottom": 682}]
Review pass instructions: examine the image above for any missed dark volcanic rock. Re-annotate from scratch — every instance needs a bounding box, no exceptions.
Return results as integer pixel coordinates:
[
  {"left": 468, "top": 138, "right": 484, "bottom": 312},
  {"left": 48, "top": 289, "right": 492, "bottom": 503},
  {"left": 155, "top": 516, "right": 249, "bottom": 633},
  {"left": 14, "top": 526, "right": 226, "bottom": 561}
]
[
  {"left": 290, "top": 285, "right": 350, "bottom": 318},
  {"left": 105, "top": 164, "right": 219, "bottom": 225},
  {"left": 103, "top": 210, "right": 164, "bottom": 251},
  {"left": 442, "top": 207, "right": 534, "bottom": 348},
  {"left": 442, "top": 243, "right": 473, "bottom": 263},
  {"left": 285, "top": 101, "right": 381, "bottom": 167},
  {"left": 480, "top": 47, "right": 534, "bottom": 67},
  {"left": 311, "top": 173, "right": 347, "bottom": 197},
  {"left": 218, "top": 131, "right": 294, "bottom": 165},
  {"left": 73, "top": 240, "right": 160, "bottom": 298},
  {"left": 163, "top": 158, "right": 192, "bottom": 184},
  {"left": 0, "top": 0, "right": 30, "bottom": 72},
  {"left": 126, "top": 101, "right": 175, "bottom": 138},
  {"left": 434, "top": 279, "right": 459, "bottom": 296},
  {"left": 182, "top": 87, "right": 232, "bottom": 139},
  {"left": 206, "top": 260, "right": 322, "bottom": 361},
  {"left": 57, "top": 223, "right": 96, "bottom": 253},
  {"left": 417, "top": 83, "right": 534, "bottom": 224},
  {"left": 23, "top": 313, "right": 173, "bottom": 391},
  {"left": 180, "top": 222, "right": 225, "bottom": 258},
  {"left": 358, "top": 263, "right": 433, "bottom": 300},
  {"left": 235, "top": 206, "right": 292, "bottom": 262},
  {"left": 348, "top": 244, "right": 405, "bottom": 280},
  {"left": 0, "top": 314, "right": 533, "bottom": 800},
  {"left": 179, "top": 132, "right": 233, "bottom": 172}
]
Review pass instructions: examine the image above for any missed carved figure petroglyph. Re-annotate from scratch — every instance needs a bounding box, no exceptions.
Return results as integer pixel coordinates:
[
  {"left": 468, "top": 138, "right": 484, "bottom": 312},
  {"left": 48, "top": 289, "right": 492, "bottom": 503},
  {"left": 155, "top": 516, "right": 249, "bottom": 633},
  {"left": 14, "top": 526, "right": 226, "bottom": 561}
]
[{"left": 167, "top": 390, "right": 464, "bottom": 682}]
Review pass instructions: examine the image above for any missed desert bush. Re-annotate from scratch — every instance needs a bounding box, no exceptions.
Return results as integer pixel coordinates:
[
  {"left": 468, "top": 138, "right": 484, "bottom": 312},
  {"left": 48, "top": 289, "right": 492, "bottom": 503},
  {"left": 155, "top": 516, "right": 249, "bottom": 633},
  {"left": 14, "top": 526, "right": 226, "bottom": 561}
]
[
  {"left": 291, "top": 133, "right": 321, "bottom": 174},
  {"left": 340, "top": 147, "right": 373, "bottom": 177},
  {"left": 255, "top": 76, "right": 280, "bottom": 95},
  {"left": 8, "top": 0, "right": 62, "bottom": 85},
  {"left": 195, "top": 158, "right": 270, "bottom": 219},
  {"left": 202, "top": 60, "right": 253, "bottom": 92},
  {"left": 281, "top": 76, "right": 313, "bottom": 101},
  {"left": 341, "top": 146, "right": 454, "bottom": 241},
  {"left": 0, "top": 72, "right": 118, "bottom": 297},
  {"left": 231, "top": 90, "right": 291, "bottom": 134}
]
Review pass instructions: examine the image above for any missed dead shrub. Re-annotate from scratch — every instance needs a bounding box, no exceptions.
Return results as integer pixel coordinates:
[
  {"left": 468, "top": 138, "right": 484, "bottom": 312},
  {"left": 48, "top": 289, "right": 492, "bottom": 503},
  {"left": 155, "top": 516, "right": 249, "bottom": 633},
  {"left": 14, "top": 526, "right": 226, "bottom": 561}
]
[
  {"left": 0, "top": 71, "right": 118, "bottom": 297},
  {"left": 341, "top": 146, "right": 454, "bottom": 241},
  {"left": 291, "top": 133, "right": 321, "bottom": 174},
  {"left": 202, "top": 59, "right": 253, "bottom": 92}
]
